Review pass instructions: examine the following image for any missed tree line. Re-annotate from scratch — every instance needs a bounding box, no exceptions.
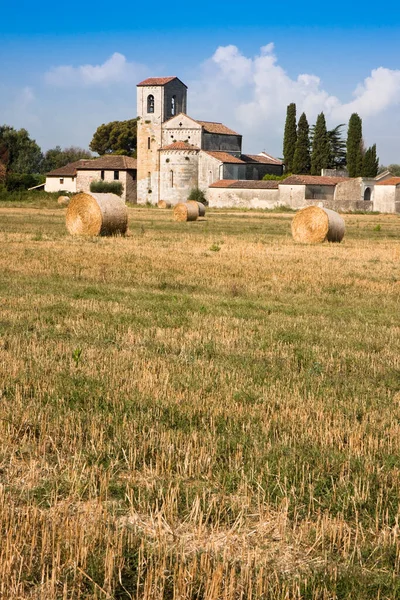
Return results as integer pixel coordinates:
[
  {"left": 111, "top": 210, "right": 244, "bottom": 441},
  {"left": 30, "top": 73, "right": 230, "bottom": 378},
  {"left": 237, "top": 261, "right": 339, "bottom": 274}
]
[
  {"left": 0, "top": 119, "right": 138, "bottom": 190},
  {"left": 283, "top": 105, "right": 379, "bottom": 178}
]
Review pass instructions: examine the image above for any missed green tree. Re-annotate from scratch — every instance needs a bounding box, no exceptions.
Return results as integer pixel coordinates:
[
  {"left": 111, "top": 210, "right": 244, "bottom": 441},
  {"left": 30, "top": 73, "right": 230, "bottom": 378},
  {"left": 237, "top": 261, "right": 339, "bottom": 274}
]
[
  {"left": 292, "top": 113, "right": 311, "bottom": 174},
  {"left": 42, "top": 146, "right": 92, "bottom": 173},
  {"left": 362, "top": 144, "right": 379, "bottom": 178},
  {"left": 311, "top": 112, "right": 330, "bottom": 175},
  {"left": 0, "top": 125, "right": 42, "bottom": 173},
  {"left": 90, "top": 119, "right": 138, "bottom": 156},
  {"left": 346, "top": 113, "right": 363, "bottom": 177},
  {"left": 327, "top": 124, "right": 346, "bottom": 169},
  {"left": 283, "top": 103, "right": 297, "bottom": 173}
]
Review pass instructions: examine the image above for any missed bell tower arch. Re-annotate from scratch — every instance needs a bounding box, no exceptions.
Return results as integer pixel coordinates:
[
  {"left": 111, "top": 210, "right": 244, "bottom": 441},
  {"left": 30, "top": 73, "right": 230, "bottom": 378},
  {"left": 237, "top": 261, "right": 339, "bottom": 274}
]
[{"left": 136, "top": 77, "right": 187, "bottom": 204}]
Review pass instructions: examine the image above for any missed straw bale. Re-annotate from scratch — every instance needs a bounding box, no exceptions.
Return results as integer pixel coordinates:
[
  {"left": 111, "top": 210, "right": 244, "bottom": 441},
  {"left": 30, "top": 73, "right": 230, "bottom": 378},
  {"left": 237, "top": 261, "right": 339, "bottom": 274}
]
[
  {"left": 66, "top": 192, "right": 128, "bottom": 236},
  {"left": 57, "top": 196, "right": 70, "bottom": 206},
  {"left": 291, "top": 206, "right": 345, "bottom": 243},
  {"left": 158, "top": 200, "right": 171, "bottom": 209},
  {"left": 187, "top": 200, "right": 206, "bottom": 217},
  {"left": 173, "top": 202, "right": 199, "bottom": 222}
]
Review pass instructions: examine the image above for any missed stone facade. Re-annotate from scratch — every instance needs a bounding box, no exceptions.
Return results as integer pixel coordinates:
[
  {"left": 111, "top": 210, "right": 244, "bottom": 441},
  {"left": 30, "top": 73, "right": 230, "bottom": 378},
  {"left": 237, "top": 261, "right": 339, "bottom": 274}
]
[
  {"left": 159, "top": 148, "right": 200, "bottom": 205},
  {"left": 76, "top": 169, "right": 137, "bottom": 203},
  {"left": 374, "top": 183, "right": 400, "bottom": 213},
  {"left": 208, "top": 186, "right": 280, "bottom": 209}
]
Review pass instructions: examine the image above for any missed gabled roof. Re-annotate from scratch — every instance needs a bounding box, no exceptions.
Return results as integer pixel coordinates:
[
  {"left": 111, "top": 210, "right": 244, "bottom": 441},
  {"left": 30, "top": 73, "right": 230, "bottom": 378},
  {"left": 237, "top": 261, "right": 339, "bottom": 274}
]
[
  {"left": 209, "top": 179, "right": 280, "bottom": 189},
  {"left": 246, "top": 154, "right": 283, "bottom": 166},
  {"left": 204, "top": 151, "right": 244, "bottom": 164},
  {"left": 376, "top": 177, "right": 400, "bottom": 186},
  {"left": 76, "top": 155, "right": 137, "bottom": 170},
  {"left": 137, "top": 76, "right": 187, "bottom": 88},
  {"left": 196, "top": 121, "right": 240, "bottom": 136},
  {"left": 160, "top": 141, "right": 200, "bottom": 151},
  {"left": 46, "top": 160, "right": 88, "bottom": 177},
  {"left": 46, "top": 155, "right": 137, "bottom": 177},
  {"left": 280, "top": 175, "right": 348, "bottom": 186}
]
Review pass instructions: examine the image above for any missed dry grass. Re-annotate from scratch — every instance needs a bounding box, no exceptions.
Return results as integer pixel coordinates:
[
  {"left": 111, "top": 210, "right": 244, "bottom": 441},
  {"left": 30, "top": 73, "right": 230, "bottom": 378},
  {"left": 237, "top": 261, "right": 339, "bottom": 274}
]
[{"left": 0, "top": 206, "right": 400, "bottom": 598}]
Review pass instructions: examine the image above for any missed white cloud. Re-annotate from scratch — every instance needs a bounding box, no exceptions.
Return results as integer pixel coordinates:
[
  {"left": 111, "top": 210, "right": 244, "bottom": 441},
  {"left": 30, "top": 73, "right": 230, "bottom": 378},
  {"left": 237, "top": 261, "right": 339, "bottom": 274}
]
[
  {"left": 45, "top": 52, "right": 146, "bottom": 87},
  {"left": 188, "top": 44, "right": 400, "bottom": 161}
]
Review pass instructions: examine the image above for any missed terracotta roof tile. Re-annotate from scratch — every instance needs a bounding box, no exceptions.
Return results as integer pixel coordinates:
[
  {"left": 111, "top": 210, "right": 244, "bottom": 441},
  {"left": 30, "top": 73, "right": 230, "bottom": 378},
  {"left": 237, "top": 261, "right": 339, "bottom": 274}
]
[
  {"left": 204, "top": 151, "right": 244, "bottom": 164},
  {"left": 209, "top": 179, "right": 280, "bottom": 189},
  {"left": 46, "top": 160, "right": 88, "bottom": 177},
  {"left": 76, "top": 155, "right": 137, "bottom": 170},
  {"left": 376, "top": 177, "right": 400, "bottom": 186},
  {"left": 160, "top": 141, "right": 200, "bottom": 151},
  {"left": 196, "top": 121, "right": 240, "bottom": 136},
  {"left": 243, "top": 154, "right": 283, "bottom": 166},
  {"left": 137, "top": 76, "right": 187, "bottom": 88},
  {"left": 281, "top": 175, "right": 347, "bottom": 186}
]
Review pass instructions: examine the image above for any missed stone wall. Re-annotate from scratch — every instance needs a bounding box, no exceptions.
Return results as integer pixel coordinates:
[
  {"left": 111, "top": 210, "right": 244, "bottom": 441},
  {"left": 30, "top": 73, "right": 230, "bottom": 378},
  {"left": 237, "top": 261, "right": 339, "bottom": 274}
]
[
  {"left": 45, "top": 176, "right": 76, "bottom": 193},
  {"left": 159, "top": 149, "right": 199, "bottom": 205},
  {"left": 207, "top": 187, "right": 281, "bottom": 209},
  {"left": 374, "top": 186, "right": 398, "bottom": 213},
  {"left": 76, "top": 170, "right": 131, "bottom": 202},
  {"left": 198, "top": 153, "right": 222, "bottom": 189}
]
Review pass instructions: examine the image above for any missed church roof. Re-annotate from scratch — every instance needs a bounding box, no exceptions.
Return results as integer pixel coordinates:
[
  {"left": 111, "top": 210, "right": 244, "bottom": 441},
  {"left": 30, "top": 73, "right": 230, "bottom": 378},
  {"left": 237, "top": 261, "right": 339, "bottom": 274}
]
[
  {"left": 161, "top": 141, "right": 200, "bottom": 151},
  {"left": 137, "top": 76, "right": 187, "bottom": 88},
  {"left": 204, "top": 151, "right": 244, "bottom": 164},
  {"left": 209, "top": 180, "right": 280, "bottom": 189},
  {"left": 196, "top": 121, "right": 240, "bottom": 136},
  {"left": 280, "top": 175, "right": 347, "bottom": 186}
]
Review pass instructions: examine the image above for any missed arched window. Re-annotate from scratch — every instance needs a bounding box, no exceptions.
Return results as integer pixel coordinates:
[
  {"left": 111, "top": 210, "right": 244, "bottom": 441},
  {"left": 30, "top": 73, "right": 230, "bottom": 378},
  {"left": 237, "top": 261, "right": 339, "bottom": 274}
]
[
  {"left": 147, "top": 95, "right": 154, "bottom": 113},
  {"left": 364, "top": 187, "right": 371, "bottom": 201},
  {"left": 171, "top": 95, "right": 176, "bottom": 116}
]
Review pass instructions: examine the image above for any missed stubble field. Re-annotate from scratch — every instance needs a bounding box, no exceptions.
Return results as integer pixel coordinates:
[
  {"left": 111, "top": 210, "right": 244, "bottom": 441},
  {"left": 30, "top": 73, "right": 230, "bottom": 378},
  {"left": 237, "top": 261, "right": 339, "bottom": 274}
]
[{"left": 0, "top": 204, "right": 400, "bottom": 599}]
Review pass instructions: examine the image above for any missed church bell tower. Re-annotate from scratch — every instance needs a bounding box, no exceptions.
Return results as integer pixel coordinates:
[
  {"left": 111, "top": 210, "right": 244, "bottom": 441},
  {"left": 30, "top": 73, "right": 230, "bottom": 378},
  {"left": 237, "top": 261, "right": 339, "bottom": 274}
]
[{"left": 136, "top": 77, "right": 187, "bottom": 204}]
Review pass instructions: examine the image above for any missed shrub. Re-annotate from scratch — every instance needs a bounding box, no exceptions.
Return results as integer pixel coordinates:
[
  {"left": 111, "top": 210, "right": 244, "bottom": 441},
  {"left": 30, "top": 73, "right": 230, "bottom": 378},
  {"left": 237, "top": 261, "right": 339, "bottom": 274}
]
[
  {"left": 90, "top": 180, "right": 123, "bottom": 196},
  {"left": 6, "top": 173, "right": 44, "bottom": 191},
  {"left": 262, "top": 173, "right": 290, "bottom": 181},
  {"left": 188, "top": 187, "right": 207, "bottom": 205}
]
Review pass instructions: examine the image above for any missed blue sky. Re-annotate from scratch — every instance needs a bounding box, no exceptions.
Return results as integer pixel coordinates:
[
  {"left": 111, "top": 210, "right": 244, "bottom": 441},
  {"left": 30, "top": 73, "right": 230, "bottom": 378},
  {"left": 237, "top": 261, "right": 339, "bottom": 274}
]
[{"left": 1, "top": 1, "right": 400, "bottom": 163}]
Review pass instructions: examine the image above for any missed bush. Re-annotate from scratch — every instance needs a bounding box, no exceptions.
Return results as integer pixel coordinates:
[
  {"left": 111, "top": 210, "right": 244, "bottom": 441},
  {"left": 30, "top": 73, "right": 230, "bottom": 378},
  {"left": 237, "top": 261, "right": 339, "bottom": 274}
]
[
  {"left": 90, "top": 180, "right": 123, "bottom": 196},
  {"left": 188, "top": 187, "right": 207, "bottom": 205}
]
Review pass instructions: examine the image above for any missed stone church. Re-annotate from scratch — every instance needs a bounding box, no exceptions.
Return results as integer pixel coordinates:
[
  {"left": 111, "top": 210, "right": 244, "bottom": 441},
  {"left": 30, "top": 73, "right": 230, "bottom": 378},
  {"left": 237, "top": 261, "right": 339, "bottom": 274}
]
[{"left": 136, "top": 76, "right": 283, "bottom": 205}]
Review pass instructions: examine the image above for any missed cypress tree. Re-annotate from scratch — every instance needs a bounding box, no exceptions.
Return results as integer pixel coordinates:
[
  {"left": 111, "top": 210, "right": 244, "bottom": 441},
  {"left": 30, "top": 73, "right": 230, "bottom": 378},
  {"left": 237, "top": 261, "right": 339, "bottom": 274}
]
[
  {"left": 311, "top": 112, "right": 330, "bottom": 175},
  {"left": 283, "top": 103, "right": 297, "bottom": 173},
  {"left": 292, "top": 113, "right": 310, "bottom": 174},
  {"left": 346, "top": 113, "right": 363, "bottom": 177},
  {"left": 362, "top": 144, "right": 379, "bottom": 177}
]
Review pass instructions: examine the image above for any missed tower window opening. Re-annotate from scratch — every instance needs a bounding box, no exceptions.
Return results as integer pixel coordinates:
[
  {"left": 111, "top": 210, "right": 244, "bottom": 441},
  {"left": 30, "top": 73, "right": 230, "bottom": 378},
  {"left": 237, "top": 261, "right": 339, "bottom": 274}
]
[
  {"left": 101, "top": 170, "right": 105, "bottom": 180},
  {"left": 170, "top": 170, "right": 174, "bottom": 188},
  {"left": 147, "top": 94, "right": 154, "bottom": 113},
  {"left": 171, "top": 95, "right": 176, "bottom": 116},
  {"left": 148, "top": 137, "right": 151, "bottom": 150}
]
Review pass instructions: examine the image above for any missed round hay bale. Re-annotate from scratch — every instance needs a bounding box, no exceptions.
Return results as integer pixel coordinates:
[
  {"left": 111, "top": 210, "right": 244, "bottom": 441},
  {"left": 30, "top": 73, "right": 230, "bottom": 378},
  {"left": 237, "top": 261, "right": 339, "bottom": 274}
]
[
  {"left": 158, "top": 200, "right": 171, "bottom": 209},
  {"left": 173, "top": 202, "right": 199, "bottom": 222},
  {"left": 291, "top": 206, "right": 345, "bottom": 243},
  {"left": 57, "top": 196, "right": 70, "bottom": 206},
  {"left": 66, "top": 192, "right": 128, "bottom": 236},
  {"left": 187, "top": 200, "right": 206, "bottom": 217}
]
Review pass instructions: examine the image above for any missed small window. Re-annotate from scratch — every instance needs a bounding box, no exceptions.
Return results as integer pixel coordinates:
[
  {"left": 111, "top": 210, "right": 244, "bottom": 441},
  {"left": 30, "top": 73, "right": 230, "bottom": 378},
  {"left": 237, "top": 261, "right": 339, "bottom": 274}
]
[
  {"left": 72, "top": 177, "right": 75, "bottom": 181},
  {"left": 148, "top": 137, "right": 151, "bottom": 150},
  {"left": 170, "top": 170, "right": 174, "bottom": 188},
  {"left": 147, "top": 94, "right": 154, "bottom": 113},
  {"left": 114, "top": 171, "right": 119, "bottom": 180},
  {"left": 59, "top": 178, "right": 64, "bottom": 184},
  {"left": 171, "top": 95, "right": 176, "bottom": 116},
  {"left": 101, "top": 170, "right": 105, "bottom": 180}
]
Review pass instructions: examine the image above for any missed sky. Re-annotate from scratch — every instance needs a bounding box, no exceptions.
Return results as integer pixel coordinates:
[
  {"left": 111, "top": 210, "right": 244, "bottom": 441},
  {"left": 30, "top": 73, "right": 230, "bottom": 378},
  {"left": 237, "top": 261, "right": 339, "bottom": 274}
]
[{"left": 1, "top": 0, "right": 400, "bottom": 164}]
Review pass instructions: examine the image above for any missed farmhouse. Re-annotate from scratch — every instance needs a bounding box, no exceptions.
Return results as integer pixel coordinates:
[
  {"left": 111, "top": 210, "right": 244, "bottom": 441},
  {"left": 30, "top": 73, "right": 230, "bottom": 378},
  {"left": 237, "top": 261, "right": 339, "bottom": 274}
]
[
  {"left": 45, "top": 155, "right": 137, "bottom": 202},
  {"left": 136, "top": 77, "right": 283, "bottom": 205}
]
